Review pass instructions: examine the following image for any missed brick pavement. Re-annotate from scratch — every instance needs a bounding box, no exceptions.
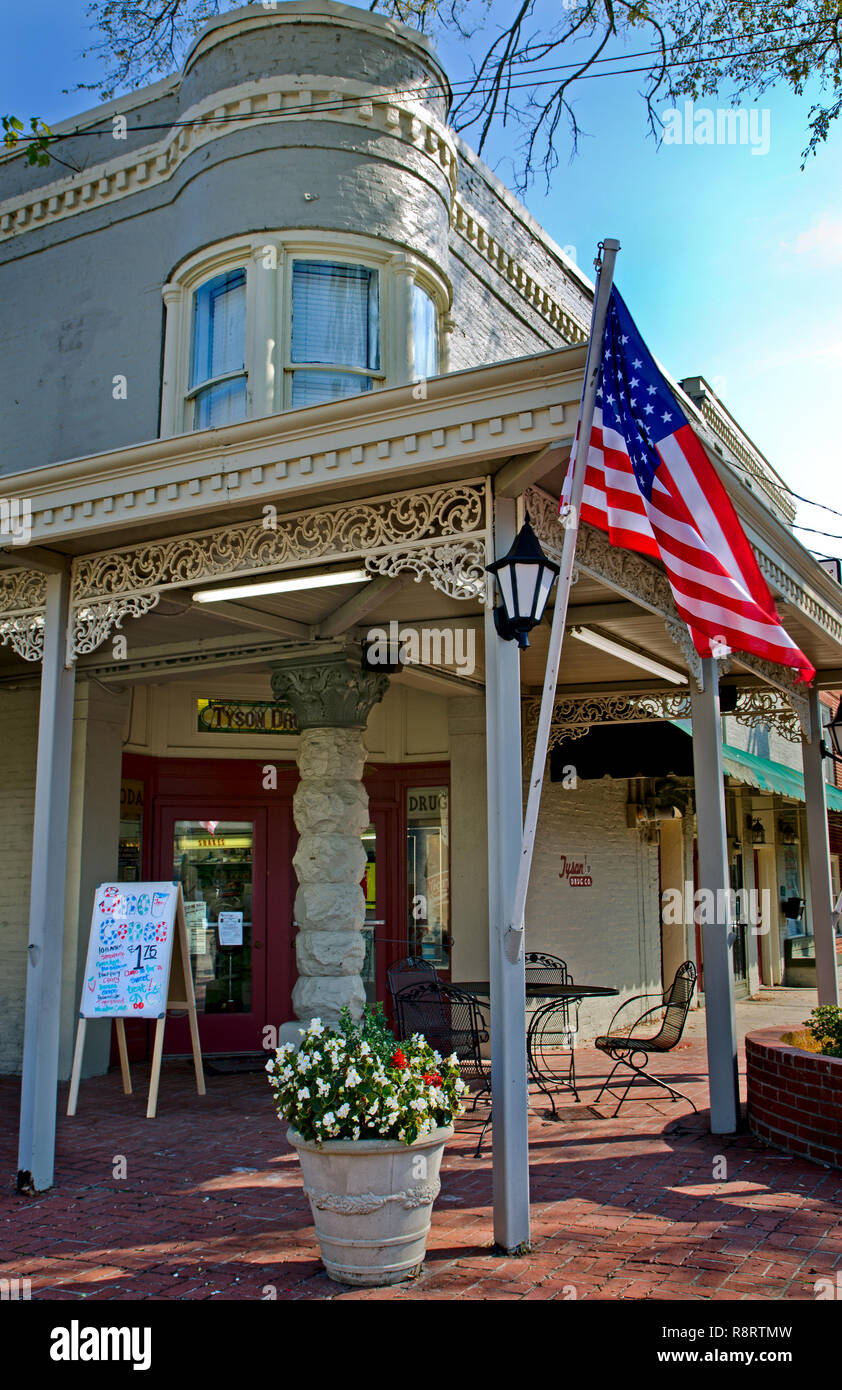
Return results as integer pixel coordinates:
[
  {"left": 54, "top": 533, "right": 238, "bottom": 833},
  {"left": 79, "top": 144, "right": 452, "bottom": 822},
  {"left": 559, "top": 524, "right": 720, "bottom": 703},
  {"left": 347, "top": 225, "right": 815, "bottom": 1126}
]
[{"left": 2, "top": 1031, "right": 841, "bottom": 1302}]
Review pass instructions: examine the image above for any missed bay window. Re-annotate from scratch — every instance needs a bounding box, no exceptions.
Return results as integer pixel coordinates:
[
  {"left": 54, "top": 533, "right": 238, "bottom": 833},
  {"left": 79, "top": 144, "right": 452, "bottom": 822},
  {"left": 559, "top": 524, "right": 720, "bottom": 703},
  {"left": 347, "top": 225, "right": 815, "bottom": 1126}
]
[{"left": 161, "top": 235, "right": 448, "bottom": 436}]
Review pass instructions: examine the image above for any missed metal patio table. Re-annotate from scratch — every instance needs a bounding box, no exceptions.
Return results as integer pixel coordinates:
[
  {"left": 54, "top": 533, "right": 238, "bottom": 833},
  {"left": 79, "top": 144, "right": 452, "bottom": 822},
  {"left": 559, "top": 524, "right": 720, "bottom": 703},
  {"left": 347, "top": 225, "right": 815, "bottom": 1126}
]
[{"left": 454, "top": 980, "right": 619, "bottom": 1115}]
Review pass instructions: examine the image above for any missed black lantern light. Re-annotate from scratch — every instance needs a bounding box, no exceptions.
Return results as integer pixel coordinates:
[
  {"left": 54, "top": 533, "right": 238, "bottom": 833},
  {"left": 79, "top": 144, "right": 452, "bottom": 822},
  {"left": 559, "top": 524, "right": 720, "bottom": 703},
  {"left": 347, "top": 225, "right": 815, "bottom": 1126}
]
[
  {"left": 778, "top": 819, "right": 797, "bottom": 846},
  {"left": 485, "top": 518, "right": 560, "bottom": 649},
  {"left": 826, "top": 697, "right": 842, "bottom": 760}
]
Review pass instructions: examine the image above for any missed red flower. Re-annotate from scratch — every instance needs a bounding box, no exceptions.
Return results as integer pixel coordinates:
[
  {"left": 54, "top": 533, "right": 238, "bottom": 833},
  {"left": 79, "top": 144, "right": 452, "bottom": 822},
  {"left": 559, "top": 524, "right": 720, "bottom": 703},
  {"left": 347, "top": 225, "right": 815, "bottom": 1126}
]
[
  {"left": 391, "top": 1049, "right": 407, "bottom": 1069},
  {"left": 423, "top": 1071, "right": 444, "bottom": 1088}
]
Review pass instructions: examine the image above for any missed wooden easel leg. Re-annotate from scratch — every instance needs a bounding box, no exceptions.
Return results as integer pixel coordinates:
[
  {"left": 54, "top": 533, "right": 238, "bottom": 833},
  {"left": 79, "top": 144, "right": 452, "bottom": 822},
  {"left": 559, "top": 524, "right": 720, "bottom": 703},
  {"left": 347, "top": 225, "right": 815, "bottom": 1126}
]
[
  {"left": 146, "top": 1017, "right": 166, "bottom": 1119},
  {"left": 187, "top": 1007, "right": 206, "bottom": 1097},
  {"left": 115, "top": 1019, "right": 132, "bottom": 1096},
  {"left": 66, "top": 1019, "right": 87, "bottom": 1116}
]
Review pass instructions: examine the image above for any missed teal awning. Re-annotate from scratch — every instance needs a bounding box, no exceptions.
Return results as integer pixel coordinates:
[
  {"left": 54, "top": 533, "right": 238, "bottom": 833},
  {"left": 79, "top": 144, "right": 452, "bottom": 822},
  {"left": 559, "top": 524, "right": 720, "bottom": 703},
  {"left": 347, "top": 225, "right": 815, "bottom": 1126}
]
[{"left": 671, "top": 718, "right": 842, "bottom": 811}]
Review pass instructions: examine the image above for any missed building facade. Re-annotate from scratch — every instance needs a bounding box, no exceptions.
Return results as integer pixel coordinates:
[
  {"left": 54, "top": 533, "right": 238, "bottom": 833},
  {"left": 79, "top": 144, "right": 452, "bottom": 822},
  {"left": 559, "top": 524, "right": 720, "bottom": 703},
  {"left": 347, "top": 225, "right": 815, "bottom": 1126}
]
[{"left": 1, "top": 2, "right": 841, "bottom": 1156}]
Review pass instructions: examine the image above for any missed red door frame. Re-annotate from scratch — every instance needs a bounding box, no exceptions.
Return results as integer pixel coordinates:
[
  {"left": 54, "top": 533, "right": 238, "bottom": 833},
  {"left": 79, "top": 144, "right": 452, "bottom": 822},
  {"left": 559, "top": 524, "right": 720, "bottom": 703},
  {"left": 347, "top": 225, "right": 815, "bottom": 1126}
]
[{"left": 118, "top": 754, "right": 450, "bottom": 1052}]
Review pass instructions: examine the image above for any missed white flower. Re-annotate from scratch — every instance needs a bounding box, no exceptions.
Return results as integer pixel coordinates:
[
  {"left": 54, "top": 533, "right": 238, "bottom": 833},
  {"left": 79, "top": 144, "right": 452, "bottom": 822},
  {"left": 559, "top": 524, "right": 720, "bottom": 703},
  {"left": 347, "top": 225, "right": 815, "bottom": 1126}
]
[
  {"left": 323, "top": 1111, "right": 336, "bottom": 1127},
  {"left": 297, "top": 1086, "right": 310, "bottom": 1101},
  {"left": 359, "top": 1041, "right": 371, "bottom": 1056},
  {"left": 345, "top": 1067, "right": 361, "bottom": 1088},
  {"left": 316, "top": 1077, "right": 330, "bottom": 1096},
  {"left": 265, "top": 1059, "right": 275, "bottom": 1073},
  {"left": 337, "top": 1102, "right": 350, "bottom": 1118},
  {"left": 308, "top": 1018, "right": 325, "bottom": 1036}
]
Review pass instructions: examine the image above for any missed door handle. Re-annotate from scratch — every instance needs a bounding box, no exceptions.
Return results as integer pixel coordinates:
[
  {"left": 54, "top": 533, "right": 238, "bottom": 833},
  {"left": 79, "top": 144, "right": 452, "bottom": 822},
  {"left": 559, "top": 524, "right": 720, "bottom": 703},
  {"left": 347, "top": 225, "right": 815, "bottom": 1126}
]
[{"left": 253, "top": 940, "right": 264, "bottom": 949}]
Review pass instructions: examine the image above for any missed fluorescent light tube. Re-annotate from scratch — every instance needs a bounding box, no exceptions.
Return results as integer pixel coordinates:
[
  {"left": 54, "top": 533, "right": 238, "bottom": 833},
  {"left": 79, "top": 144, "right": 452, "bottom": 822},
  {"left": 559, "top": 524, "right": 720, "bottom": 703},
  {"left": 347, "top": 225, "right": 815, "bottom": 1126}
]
[
  {"left": 194, "top": 568, "right": 371, "bottom": 603},
  {"left": 571, "top": 626, "right": 687, "bottom": 685}
]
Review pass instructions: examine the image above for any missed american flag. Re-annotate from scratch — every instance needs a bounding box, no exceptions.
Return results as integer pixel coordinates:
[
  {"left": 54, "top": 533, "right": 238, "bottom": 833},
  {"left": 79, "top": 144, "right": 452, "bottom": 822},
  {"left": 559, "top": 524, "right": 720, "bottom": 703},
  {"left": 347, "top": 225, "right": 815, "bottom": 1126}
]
[{"left": 561, "top": 287, "right": 815, "bottom": 683}]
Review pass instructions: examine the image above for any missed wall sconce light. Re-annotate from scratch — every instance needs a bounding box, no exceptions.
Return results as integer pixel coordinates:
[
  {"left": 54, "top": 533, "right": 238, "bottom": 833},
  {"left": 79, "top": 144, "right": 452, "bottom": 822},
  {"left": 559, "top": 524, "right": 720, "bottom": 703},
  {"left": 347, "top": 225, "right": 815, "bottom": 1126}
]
[
  {"left": 778, "top": 820, "right": 797, "bottom": 845},
  {"left": 747, "top": 815, "right": 765, "bottom": 845}
]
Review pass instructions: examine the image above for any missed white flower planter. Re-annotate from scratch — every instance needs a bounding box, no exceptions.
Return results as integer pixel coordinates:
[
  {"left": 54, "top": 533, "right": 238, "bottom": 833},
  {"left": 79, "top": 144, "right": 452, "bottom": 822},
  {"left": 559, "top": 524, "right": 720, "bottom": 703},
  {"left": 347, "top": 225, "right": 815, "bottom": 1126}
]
[{"left": 287, "top": 1124, "right": 453, "bottom": 1286}]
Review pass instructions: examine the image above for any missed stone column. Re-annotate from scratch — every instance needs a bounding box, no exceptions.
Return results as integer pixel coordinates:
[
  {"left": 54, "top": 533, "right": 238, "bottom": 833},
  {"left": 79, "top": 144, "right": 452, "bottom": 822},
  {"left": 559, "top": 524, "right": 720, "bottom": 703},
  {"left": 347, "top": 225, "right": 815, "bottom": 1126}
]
[{"left": 271, "top": 649, "right": 388, "bottom": 1033}]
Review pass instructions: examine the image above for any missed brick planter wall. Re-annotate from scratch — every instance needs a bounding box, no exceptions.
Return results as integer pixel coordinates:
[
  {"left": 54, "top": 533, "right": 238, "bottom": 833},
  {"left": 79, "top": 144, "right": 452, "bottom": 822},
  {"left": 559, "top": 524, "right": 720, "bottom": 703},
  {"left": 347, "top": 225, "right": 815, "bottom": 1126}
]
[{"left": 746, "top": 1028, "right": 842, "bottom": 1168}]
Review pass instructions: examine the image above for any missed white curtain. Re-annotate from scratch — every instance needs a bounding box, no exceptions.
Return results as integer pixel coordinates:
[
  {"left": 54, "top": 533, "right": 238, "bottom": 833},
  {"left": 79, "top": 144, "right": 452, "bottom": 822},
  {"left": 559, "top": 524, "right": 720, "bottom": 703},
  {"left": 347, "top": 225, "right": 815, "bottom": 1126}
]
[{"left": 291, "top": 261, "right": 379, "bottom": 369}]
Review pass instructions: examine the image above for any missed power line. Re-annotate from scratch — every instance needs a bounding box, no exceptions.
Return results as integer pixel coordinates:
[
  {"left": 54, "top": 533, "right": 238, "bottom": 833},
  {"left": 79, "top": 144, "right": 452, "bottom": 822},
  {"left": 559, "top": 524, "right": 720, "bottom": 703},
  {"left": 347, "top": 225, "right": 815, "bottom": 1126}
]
[{"left": 27, "top": 23, "right": 826, "bottom": 145}]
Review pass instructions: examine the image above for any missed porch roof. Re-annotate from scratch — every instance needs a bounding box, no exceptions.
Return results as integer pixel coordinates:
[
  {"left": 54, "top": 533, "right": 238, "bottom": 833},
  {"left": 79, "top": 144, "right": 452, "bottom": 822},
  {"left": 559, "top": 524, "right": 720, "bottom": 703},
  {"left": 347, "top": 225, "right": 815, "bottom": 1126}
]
[{"left": 671, "top": 717, "right": 842, "bottom": 810}]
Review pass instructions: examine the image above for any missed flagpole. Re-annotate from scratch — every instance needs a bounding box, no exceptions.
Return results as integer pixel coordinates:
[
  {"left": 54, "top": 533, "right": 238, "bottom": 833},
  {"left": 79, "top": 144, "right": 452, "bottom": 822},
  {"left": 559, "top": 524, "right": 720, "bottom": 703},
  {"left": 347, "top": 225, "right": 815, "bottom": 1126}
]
[{"left": 506, "top": 237, "right": 620, "bottom": 952}]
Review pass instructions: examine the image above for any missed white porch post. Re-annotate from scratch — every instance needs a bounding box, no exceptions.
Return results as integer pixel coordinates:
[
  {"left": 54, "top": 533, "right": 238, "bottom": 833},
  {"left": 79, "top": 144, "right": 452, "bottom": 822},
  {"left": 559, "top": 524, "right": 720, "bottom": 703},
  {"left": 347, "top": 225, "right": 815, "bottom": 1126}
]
[
  {"left": 690, "top": 657, "right": 740, "bottom": 1133},
  {"left": 802, "top": 685, "right": 840, "bottom": 1006},
  {"left": 485, "top": 495, "right": 530, "bottom": 1251},
  {"left": 17, "top": 565, "right": 76, "bottom": 1191}
]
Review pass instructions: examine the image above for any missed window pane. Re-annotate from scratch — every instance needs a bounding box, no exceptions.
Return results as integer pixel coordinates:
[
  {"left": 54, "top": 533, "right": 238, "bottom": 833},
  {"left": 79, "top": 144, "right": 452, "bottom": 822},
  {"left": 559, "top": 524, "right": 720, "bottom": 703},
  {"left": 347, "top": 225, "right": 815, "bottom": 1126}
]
[
  {"left": 412, "top": 283, "right": 438, "bottom": 379},
  {"left": 290, "top": 370, "right": 373, "bottom": 409},
  {"left": 193, "top": 378, "right": 247, "bottom": 429},
  {"left": 407, "top": 786, "right": 450, "bottom": 970},
  {"left": 291, "top": 261, "right": 379, "bottom": 370},
  {"left": 191, "top": 269, "right": 246, "bottom": 388}
]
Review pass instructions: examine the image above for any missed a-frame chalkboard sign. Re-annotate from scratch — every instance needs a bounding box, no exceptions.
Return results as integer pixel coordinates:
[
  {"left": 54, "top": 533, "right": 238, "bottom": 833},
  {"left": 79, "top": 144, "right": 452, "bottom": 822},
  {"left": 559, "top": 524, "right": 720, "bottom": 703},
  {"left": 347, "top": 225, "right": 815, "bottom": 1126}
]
[{"left": 67, "top": 881, "right": 205, "bottom": 1118}]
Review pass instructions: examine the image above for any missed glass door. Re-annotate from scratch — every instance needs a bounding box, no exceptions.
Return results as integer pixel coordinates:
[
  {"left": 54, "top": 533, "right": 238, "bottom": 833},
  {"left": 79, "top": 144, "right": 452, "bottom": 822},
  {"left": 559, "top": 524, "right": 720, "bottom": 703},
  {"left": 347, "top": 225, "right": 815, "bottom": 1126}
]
[{"left": 159, "top": 807, "right": 268, "bottom": 1052}]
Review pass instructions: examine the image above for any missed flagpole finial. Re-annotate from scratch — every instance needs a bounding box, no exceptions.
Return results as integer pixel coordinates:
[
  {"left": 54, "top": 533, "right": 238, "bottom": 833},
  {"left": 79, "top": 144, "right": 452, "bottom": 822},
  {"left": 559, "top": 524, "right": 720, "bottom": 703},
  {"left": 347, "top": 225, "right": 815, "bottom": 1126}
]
[{"left": 594, "top": 237, "right": 621, "bottom": 273}]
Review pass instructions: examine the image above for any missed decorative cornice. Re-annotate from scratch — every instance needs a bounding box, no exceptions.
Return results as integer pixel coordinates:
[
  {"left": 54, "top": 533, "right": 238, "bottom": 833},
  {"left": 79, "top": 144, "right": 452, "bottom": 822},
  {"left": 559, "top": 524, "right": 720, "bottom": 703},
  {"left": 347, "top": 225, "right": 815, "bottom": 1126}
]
[
  {"left": 0, "top": 76, "right": 458, "bottom": 246},
  {"left": 452, "top": 199, "right": 589, "bottom": 346},
  {"left": 686, "top": 388, "right": 796, "bottom": 524},
  {"left": 0, "top": 357, "right": 576, "bottom": 549},
  {"left": 757, "top": 552, "right": 842, "bottom": 645}
]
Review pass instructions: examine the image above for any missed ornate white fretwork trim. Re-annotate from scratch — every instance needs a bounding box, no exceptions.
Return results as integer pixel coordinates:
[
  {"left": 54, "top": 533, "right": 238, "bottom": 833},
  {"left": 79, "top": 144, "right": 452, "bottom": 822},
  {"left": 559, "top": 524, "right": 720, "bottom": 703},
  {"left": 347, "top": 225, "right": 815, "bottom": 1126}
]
[
  {"left": 0, "top": 614, "right": 45, "bottom": 661},
  {"left": 522, "top": 688, "right": 804, "bottom": 757},
  {"left": 0, "top": 482, "right": 488, "bottom": 662}
]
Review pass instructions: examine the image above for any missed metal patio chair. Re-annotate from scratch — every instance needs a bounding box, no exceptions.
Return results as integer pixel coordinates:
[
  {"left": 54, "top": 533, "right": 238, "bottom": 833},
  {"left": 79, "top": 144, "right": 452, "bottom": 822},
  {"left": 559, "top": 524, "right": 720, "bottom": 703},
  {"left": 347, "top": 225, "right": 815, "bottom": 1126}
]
[
  {"left": 387, "top": 956, "right": 440, "bottom": 1011},
  {"left": 594, "top": 960, "right": 698, "bottom": 1117},
  {"left": 524, "top": 952, "right": 581, "bottom": 1110},
  {"left": 393, "top": 980, "right": 492, "bottom": 1155}
]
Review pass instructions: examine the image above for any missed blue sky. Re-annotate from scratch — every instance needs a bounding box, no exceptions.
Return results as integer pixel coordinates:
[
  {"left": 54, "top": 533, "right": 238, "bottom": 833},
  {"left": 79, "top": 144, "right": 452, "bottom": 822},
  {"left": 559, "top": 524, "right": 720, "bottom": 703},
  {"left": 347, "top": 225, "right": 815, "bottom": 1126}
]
[{"left": 4, "top": 1, "right": 842, "bottom": 559}]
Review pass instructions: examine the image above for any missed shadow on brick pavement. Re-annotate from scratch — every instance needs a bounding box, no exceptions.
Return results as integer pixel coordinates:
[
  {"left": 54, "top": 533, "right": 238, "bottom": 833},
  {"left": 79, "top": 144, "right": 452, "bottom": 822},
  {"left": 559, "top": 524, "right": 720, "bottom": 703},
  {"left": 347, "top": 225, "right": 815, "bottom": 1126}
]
[{"left": 2, "top": 1037, "right": 841, "bottom": 1301}]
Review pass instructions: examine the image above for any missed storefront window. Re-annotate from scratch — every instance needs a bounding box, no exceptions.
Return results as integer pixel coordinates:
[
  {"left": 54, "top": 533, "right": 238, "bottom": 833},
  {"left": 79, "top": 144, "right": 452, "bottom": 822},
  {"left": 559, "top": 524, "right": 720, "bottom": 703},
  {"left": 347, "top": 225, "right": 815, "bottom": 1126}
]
[
  {"left": 173, "top": 820, "right": 254, "bottom": 1013},
  {"left": 118, "top": 779, "right": 144, "bottom": 881},
  {"left": 406, "top": 786, "right": 450, "bottom": 969}
]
